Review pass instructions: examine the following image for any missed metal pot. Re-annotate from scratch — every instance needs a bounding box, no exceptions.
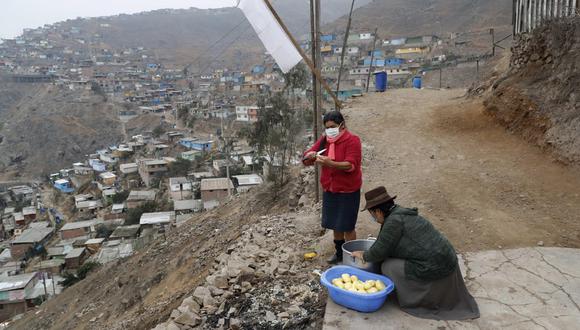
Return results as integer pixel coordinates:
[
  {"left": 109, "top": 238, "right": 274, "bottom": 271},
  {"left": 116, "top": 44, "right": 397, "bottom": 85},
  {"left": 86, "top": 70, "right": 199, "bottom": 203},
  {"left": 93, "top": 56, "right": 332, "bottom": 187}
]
[{"left": 342, "top": 238, "right": 380, "bottom": 273}]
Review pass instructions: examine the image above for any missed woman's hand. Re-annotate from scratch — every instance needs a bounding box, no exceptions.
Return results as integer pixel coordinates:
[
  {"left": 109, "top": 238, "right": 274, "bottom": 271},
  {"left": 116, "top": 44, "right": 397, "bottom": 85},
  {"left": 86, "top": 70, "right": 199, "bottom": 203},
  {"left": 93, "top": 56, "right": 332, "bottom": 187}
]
[
  {"left": 303, "top": 151, "right": 317, "bottom": 166},
  {"left": 351, "top": 251, "right": 365, "bottom": 262},
  {"left": 315, "top": 155, "right": 333, "bottom": 167}
]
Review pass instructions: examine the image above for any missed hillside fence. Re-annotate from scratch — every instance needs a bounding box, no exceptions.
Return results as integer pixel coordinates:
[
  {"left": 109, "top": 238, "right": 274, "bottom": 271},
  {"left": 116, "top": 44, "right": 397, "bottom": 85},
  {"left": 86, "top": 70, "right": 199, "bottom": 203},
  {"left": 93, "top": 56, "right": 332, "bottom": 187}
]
[{"left": 513, "top": 0, "right": 579, "bottom": 34}]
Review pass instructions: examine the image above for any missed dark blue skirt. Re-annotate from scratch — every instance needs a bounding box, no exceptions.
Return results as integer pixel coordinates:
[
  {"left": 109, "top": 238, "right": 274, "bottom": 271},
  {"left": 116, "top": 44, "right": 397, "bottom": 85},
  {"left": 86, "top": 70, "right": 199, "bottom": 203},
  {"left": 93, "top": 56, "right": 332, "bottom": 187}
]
[{"left": 321, "top": 190, "right": 361, "bottom": 232}]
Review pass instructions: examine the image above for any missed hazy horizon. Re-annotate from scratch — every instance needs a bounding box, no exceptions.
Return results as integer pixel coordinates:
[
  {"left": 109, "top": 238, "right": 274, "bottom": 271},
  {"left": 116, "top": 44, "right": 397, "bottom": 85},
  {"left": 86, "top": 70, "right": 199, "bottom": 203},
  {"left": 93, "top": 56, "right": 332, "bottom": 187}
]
[{"left": 0, "top": 0, "right": 237, "bottom": 39}]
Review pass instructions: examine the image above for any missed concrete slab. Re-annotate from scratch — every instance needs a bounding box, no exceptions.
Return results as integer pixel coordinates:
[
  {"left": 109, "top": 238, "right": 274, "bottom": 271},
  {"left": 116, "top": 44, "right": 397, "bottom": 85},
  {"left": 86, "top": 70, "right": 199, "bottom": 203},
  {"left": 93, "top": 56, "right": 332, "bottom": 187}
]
[{"left": 323, "top": 248, "right": 580, "bottom": 330}]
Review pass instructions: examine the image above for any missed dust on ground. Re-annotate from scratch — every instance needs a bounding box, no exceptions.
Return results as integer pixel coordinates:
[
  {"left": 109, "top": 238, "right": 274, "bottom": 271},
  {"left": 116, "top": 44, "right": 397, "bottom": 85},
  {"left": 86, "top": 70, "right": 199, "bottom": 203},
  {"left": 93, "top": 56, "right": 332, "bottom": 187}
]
[{"left": 343, "top": 88, "right": 580, "bottom": 252}]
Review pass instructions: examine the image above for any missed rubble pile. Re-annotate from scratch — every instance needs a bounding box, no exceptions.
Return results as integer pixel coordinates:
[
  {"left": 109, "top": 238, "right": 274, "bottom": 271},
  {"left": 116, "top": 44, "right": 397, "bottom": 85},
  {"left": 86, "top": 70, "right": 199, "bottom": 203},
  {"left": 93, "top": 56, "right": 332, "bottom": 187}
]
[{"left": 153, "top": 212, "right": 327, "bottom": 330}]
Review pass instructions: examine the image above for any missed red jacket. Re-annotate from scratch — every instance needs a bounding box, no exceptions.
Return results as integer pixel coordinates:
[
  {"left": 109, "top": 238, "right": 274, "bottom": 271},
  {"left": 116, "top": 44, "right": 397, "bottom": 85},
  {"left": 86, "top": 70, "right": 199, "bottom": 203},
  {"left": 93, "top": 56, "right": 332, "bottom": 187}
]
[{"left": 303, "top": 130, "right": 362, "bottom": 193}]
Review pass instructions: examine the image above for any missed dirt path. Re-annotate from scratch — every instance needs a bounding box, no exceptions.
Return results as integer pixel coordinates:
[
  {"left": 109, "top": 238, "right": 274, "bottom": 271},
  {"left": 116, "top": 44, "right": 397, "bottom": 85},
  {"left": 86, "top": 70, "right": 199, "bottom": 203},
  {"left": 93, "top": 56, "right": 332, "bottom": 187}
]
[{"left": 343, "top": 88, "right": 580, "bottom": 252}]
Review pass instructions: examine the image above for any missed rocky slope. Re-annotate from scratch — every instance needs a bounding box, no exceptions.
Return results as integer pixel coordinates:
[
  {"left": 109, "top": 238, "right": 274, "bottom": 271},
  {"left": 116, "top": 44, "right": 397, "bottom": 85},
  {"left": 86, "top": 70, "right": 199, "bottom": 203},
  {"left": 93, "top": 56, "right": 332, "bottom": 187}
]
[
  {"left": 484, "top": 17, "right": 580, "bottom": 165},
  {"left": 10, "top": 168, "right": 330, "bottom": 330},
  {"left": 0, "top": 84, "right": 125, "bottom": 178}
]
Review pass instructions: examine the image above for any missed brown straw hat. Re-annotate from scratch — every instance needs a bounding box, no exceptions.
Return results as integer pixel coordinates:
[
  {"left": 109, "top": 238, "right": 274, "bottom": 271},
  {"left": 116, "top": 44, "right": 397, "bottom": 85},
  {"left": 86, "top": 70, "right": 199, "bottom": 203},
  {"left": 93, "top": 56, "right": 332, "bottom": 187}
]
[{"left": 361, "top": 186, "right": 397, "bottom": 212}]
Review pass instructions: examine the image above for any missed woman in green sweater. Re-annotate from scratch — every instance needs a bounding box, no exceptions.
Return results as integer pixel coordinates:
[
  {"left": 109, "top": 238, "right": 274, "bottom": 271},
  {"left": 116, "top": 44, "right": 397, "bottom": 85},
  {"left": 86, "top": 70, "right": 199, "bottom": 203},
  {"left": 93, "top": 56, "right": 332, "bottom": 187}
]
[{"left": 351, "top": 186, "right": 480, "bottom": 320}]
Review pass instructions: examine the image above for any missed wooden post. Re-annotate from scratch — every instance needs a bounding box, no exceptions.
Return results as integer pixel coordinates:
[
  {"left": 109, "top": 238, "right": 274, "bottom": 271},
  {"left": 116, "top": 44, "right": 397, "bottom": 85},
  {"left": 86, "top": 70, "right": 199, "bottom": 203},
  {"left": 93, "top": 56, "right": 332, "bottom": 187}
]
[
  {"left": 365, "top": 28, "right": 378, "bottom": 93},
  {"left": 309, "top": 0, "right": 321, "bottom": 203},
  {"left": 335, "top": 0, "right": 356, "bottom": 109},
  {"left": 262, "top": 0, "right": 342, "bottom": 110}
]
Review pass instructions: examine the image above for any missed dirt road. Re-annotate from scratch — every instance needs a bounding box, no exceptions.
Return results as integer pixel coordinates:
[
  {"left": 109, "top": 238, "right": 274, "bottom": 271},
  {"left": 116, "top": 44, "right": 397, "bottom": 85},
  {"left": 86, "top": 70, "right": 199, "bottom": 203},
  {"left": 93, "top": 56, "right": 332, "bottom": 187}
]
[{"left": 343, "top": 88, "right": 580, "bottom": 252}]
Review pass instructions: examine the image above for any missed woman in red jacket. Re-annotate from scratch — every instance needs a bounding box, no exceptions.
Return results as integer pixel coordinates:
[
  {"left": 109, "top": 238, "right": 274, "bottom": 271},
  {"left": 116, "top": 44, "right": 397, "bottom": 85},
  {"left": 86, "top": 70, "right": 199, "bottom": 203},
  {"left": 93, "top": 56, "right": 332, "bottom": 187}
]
[{"left": 303, "top": 111, "right": 362, "bottom": 264}]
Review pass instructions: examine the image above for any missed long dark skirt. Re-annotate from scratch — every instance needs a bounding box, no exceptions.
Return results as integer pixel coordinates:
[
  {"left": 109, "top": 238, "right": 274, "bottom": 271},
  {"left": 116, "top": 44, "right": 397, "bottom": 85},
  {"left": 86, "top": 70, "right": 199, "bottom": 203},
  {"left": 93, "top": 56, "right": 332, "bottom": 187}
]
[
  {"left": 321, "top": 190, "right": 360, "bottom": 232},
  {"left": 381, "top": 258, "right": 480, "bottom": 320}
]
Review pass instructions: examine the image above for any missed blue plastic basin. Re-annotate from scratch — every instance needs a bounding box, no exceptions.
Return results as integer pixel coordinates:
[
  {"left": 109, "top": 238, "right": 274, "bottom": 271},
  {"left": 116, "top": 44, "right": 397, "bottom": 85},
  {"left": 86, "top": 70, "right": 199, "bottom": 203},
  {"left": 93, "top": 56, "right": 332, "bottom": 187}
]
[{"left": 320, "top": 265, "right": 395, "bottom": 313}]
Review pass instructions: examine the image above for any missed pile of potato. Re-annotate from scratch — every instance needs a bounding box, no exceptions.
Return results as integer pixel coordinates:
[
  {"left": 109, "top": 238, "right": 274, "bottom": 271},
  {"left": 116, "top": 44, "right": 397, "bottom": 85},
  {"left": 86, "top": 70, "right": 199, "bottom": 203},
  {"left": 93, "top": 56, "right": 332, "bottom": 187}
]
[{"left": 331, "top": 273, "right": 386, "bottom": 294}]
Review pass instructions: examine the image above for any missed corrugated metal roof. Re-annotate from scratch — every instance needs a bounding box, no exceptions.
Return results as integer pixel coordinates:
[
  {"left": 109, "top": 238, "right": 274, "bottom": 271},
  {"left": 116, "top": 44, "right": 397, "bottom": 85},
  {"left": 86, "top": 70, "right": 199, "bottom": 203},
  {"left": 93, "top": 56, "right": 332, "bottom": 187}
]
[
  {"left": 233, "top": 174, "right": 264, "bottom": 186},
  {"left": 65, "top": 247, "right": 85, "bottom": 259},
  {"left": 201, "top": 178, "right": 234, "bottom": 191},
  {"left": 127, "top": 190, "right": 156, "bottom": 201},
  {"left": 60, "top": 219, "right": 103, "bottom": 231},
  {"left": 13, "top": 227, "right": 53, "bottom": 244},
  {"left": 0, "top": 272, "right": 37, "bottom": 292},
  {"left": 140, "top": 212, "right": 175, "bottom": 225}
]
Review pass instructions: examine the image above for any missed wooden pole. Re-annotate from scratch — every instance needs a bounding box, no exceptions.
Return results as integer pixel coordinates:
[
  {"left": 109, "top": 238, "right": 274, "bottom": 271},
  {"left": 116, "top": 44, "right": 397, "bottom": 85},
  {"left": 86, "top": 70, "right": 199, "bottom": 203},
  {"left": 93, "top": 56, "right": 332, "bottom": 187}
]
[
  {"left": 335, "top": 0, "right": 356, "bottom": 108},
  {"left": 262, "top": 0, "right": 342, "bottom": 110},
  {"left": 365, "top": 28, "right": 378, "bottom": 93},
  {"left": 310, "top": 0, "right": 320, "bottom": 203}
]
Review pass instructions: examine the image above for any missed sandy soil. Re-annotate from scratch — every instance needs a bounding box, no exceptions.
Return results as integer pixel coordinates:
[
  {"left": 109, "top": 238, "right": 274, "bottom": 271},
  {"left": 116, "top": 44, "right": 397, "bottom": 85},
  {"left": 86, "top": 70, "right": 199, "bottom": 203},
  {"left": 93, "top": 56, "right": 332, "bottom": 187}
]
[{"left": 341, "top": 88, "right": 580, "bottom": 253}]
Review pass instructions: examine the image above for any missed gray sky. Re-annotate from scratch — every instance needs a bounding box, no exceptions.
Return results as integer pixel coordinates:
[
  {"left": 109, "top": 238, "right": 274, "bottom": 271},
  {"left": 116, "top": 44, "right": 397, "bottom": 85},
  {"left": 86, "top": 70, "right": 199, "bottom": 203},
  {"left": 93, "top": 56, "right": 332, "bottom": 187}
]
[{"left": 0, "top": 0, "right": 237, "bottom": 39}]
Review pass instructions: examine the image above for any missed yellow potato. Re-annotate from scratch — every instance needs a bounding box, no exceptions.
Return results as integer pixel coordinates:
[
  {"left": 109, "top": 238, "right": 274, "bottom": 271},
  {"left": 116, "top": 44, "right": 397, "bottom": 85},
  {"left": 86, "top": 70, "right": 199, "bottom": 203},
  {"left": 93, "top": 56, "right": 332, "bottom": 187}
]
[
  {"left": 363, "top": 281, "right": 374, "bottom": 290},
  {"left": 344, "top": 282, "right": 353, "bottom": 290},
  {"left": 341, "top": 274, "right": 352, "bottom": 283},
  {"left": 375, "top": 280, "right": 386, "bottom": 291},
  {"left": 332, "top": 278, "right": 342, "bottom": 286},
  {"left": 357, "top": 288, "right": 366, "bottom": 294},
  {"left": 366, "top": 287, "right": 379, "bottom": 294},
  {"left": 347, "top": 286, "right": 358, "bottom": 292},
  {"left": 336, "top": 282, "right": 345, "bottom": 289},
  {"left": 350, "top": 275, "right": 358, "bottom": 283},
  {"left": 354, "top": 281, "right": 365, "bottom": 291}
]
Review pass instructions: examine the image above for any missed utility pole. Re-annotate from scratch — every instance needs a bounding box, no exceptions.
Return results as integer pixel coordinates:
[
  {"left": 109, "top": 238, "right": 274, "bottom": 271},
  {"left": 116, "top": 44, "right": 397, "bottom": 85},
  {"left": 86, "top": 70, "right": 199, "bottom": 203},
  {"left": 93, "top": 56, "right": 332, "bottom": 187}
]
[
  {"left": 365, "top": 28, "right": 378, "bottom": 93},
  {"left": 310, "top": 0, "right": 321, "bottom": 203},
  {"left": 439, "top": 66, "right": 442, "bottom": 89},
  {"left": 335, "top": 0, "right": 356, "bottom": 109}
]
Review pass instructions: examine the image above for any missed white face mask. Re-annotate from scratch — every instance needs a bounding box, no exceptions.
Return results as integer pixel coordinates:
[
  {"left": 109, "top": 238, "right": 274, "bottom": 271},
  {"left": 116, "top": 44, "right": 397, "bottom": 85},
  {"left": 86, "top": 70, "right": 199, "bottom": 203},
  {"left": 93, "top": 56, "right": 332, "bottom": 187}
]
[{"left": 325, "top": 125, "right": 342, "bottom": 139}]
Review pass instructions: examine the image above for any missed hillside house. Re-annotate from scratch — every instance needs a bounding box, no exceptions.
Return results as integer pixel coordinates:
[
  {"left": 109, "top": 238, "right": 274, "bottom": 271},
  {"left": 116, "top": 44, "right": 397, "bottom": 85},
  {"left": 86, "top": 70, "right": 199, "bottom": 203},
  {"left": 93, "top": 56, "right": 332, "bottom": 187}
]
[
  {"left": 89, "top": 159, "right": 107, "bottom": 172},
  {"left": 140, "top": 211, "right": 175, "bottom": 227},
  {"left": 321, "top": 34, "right": 336, "bottom": 42},
  {"left": 233, "top": 174, "right": 264, "bottom": 193},
  {"left": 84, "top": 238, "right": 105, "bottom": 254},
  {"left": 59, "top": 219, "right": 103, "bottom": 240},
  {"left": 200, "top": 178, "right": 234, "bottom": 209},
  {"left": 8, "top": 186, "right": 34, "bottom": 202},
  {"left": 179, "top": 138, "right": 213, "bottom": 152},
  {"left": 11, "top": 227, "right": 53, "bottom": 260},
  {"left": 169, "top": 177, "right": 192, "bottom": 201},
  {"left": 109, "top": 224, "right": 141, "bottom": 241},
  {"left": 0, "top": 272, "right": 38, "bottom": 322},
  {"left": 119, "top": 163, "right": 138, "bottom": 175},
  {"left": 64, "top": 247, "right": 87, "bottom": 269},
  {"left": 54, "top": 179, "right": 74, "bottom": 193},
  {"left": 21, "top": 206, "right": 36, "bottom": 223},
  {"left": 174, "top": 199, "right": 202, "bottom": 214},
  {"left": 235, "top": 105, "right": 259, "bottom": 122},
  {"left": 181, "top": 150, "right": 201, "bottom": 161},
  {"left": 73, "top": 163, "right": 93, "bottom": 175},
  {"left": 98, "top": 172, "right": 117, "bottom": 188},
  {"left": 126, "top": 190, "right": 156, "bottom": 209},
  {"left": 75, "top": 199, "right": 103, "bottom": 215},
  {"left": 137, "top": 159, "right": 168, "bottom": 187},
  {"left": 13, "top": 212, "right": 24, "bottom": 227},
  {"left": 111, "top": 203, "right": 126, "bottom": 215}
]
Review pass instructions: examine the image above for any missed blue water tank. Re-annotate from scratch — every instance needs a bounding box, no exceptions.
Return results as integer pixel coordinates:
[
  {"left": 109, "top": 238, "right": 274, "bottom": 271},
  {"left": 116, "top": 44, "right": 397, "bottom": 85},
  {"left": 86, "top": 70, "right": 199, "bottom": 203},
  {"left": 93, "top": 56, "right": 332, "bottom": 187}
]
[
  {"left": 413, "top": 76, "right": 422, "bottom": 89},
  {"left": 375, "top": 72, "right": 387, "bottom": 92}
]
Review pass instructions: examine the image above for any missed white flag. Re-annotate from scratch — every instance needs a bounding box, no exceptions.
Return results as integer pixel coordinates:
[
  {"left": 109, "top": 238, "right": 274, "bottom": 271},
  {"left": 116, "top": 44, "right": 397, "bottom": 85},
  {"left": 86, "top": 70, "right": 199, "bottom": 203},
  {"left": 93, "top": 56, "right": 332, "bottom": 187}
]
[{"left": 238, "top": 0, "right": 303, "bottom": 73}]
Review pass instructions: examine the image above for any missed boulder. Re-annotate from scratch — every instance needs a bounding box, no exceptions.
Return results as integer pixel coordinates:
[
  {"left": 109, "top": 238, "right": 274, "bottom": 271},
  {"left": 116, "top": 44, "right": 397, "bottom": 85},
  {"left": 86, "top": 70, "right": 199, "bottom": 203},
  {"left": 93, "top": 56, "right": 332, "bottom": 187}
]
[
  {"left": 213, "top": 275, "right": 229, "bottom": 289},
  {"left": 193, "top": 286, "right": 211, "bottom": 305},
  {"left": 174, "top": 311, "right": 202, "bottom": 327}
]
